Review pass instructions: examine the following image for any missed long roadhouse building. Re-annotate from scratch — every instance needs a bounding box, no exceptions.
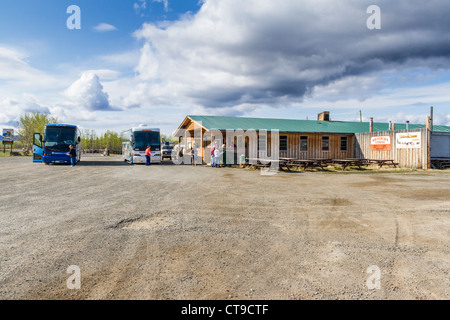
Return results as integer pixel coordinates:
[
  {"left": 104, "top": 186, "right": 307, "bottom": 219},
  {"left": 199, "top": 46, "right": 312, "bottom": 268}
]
[{"left": 174, "top": 112, "right": 450, "bottom": 169}]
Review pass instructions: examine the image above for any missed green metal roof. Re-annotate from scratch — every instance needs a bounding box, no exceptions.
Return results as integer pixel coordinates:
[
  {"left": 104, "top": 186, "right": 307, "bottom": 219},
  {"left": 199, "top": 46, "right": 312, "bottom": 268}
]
[{"left": 188, "top": 115, "right": 450, "bottom": 134}]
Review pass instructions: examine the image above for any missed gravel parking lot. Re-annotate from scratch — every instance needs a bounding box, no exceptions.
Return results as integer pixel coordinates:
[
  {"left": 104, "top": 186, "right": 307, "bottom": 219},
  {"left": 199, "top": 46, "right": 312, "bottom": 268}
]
[{"left": 0, "top": 155, "right": 449, "bottom": 300}]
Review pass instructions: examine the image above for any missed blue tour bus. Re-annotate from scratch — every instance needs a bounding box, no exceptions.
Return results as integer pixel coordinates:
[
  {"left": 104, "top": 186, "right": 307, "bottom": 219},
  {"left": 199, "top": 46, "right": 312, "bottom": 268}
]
[{"left": 33, "top": 124, "right": 81, "bottom": 164}]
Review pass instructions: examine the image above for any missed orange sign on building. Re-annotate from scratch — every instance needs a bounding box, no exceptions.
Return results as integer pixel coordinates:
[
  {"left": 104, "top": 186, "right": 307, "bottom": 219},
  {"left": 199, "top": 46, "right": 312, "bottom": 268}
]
[{"left": 370, "top": 136, "right": 391, "bottom": 151}]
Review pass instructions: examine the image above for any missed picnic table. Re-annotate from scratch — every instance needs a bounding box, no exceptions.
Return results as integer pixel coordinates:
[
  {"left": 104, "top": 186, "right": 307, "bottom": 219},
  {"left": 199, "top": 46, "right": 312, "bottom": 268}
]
[
  {"left": 331, "top": 159, "right": 369, "bottom": 170},
  {"left": 366, "top": 159, "right": 399, "bottom": 168},
  {"left": 246, "top": 158, "right": 273, "bottom": 168},
  {"left": 257, "top": 158, "right": 295, "bottom": 172},
  {"left": 308, "top": 158, "right": 333, "bottom": 169},
  {"left": 277, "top": 158, "right": 300, "bottom": 171},
  {"left": 245, "top": 158, "right": 297, "bottom": 171},
  {"left": 287, "top": 159, "right": 318, "bottom": 170},
  {"left": 277, "top": 158, "right": 329, "bottom": 171},
  {"left": 279, "top": 157, "right": 297, "bottom": 161}
]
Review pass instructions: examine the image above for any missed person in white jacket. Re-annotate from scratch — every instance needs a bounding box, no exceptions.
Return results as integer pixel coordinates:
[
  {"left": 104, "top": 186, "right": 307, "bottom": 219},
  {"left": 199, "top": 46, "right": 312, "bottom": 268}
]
[{"left": 214, "top": 146, "right": 220, "bottom": 168}]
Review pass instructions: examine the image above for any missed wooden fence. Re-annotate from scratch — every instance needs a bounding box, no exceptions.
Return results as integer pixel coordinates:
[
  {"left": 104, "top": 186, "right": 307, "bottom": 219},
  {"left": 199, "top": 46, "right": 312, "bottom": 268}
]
[{"left": 354, "top": 128, "right": 429, "bottom": 169}]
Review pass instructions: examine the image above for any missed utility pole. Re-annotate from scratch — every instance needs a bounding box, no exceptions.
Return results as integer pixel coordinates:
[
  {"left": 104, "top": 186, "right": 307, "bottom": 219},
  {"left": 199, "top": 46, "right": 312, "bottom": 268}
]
[
  {"left": 430, "top": 106, "right": 434, "bottom": 131},
  {"left": 359, "top": 110, "right": 363, "bottom": 122},
  {"left": 106, "top": 130, "right": 109, "bottom": 156}
]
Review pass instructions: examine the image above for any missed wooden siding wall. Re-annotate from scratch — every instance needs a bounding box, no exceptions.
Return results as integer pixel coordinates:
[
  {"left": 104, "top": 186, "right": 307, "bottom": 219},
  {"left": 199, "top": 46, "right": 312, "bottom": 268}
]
[
  {"left": 354, "top": 128, "right": 429, "bottom": 169},
  {"left": 276, "top": 133, "right": 354, "bottom": 160},
  {"left": 222, "top": 132, "right": 354, "bottom": 160}
]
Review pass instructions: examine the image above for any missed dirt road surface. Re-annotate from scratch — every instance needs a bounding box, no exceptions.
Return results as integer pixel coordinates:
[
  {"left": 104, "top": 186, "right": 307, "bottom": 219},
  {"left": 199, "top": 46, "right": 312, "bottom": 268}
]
[{"left": 0, "top": 155, "right": 449, "bottom": 300}]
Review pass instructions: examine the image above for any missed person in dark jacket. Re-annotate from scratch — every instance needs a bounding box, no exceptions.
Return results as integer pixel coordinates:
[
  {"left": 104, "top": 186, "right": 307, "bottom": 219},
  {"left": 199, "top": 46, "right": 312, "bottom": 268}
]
[{"left": 67, "top": 145, "right": 77, "bottom": 167}]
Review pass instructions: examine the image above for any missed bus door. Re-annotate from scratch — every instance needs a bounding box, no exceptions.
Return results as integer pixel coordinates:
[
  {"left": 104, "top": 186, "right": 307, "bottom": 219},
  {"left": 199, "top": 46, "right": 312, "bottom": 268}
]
[{"left": 32, "top": 133, "right": 44, "bottom": 163}]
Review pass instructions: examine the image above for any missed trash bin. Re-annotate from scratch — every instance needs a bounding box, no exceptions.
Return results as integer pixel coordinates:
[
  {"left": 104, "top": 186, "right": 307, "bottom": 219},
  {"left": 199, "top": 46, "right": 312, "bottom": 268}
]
[{"left": 239, "top": 154, "right": 245, "bottom": 165}]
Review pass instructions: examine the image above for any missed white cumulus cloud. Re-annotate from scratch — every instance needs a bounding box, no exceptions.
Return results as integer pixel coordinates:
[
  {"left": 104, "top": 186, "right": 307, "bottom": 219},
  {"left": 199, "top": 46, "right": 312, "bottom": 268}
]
[
  {"left": 64, "top": 73, "right": 116, "bottom": 111},
  {"left": 93, "top": 23, "right": 117, "bottom": 32},
  {"left": 0, "top": 45, "right": 59, "bottom": 89},
  {"left": 0, "top": 94, "right": 51, "bottom": 127}
]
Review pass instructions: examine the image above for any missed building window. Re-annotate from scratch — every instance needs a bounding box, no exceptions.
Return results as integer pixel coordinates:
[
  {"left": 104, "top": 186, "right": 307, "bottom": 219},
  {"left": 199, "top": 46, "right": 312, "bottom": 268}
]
[
  {"left": 322, "top": 136, "right": 330, "bottom": 152},
  {"left": 258, "top": 134, "right": 267, "bottom": 152},
  {"left": 237, "top": 135, "right": 243, "bottom": 148},
  {"left": 300, "top": 136, "right": 308, "bottom": 152},
  {"left": 340, "top": 136, "right": 348, "bottom": 152},
  {"left": 280, "top": 135, "right": 288, "bottom": 152}
]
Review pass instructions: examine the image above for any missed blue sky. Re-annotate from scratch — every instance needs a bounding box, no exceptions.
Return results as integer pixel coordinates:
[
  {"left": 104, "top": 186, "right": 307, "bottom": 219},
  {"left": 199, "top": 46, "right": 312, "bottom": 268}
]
[
  {"left": 1, "top": 0, "right": 449, "bottom": 136},
  {"left": 0, "top": 0, "right": 200, "bottom": 74}
]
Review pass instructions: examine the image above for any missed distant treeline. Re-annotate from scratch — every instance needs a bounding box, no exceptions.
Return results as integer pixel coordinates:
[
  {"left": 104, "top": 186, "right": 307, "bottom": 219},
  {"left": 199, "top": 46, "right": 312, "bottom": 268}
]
[{"left": 81, "top": 129, "right": 123, "bottom": 153}]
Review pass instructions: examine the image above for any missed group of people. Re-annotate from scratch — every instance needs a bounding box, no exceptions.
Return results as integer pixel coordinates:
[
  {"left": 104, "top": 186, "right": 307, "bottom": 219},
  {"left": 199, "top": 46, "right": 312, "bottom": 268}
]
[
  {"left": 189, "top": 143, "right": 219, "bottom": 167},
  {"left": 67, "top": 143, "right": 234, "bottom": 168},
  {"left": 210, "top": 143, "right": 222, "bottom": 167},
  {"left": 189, "top": 143, "right": 235, "bottom": 167}
]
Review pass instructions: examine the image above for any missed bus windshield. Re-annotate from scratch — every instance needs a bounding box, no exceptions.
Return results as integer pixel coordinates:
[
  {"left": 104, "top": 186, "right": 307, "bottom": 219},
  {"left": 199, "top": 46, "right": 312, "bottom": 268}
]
[
  {"left": 44, "top": 127, "right": 76, "bottom": 152},
  {"left": 133, "top": 131, "right": 160, "bottom": 150}
]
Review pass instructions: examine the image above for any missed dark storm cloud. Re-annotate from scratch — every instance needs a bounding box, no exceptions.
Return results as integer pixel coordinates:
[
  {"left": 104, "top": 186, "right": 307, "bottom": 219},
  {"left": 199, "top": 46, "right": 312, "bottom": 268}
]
[{"left": 133, "top": 0, "right": 450, "bottom": 110}]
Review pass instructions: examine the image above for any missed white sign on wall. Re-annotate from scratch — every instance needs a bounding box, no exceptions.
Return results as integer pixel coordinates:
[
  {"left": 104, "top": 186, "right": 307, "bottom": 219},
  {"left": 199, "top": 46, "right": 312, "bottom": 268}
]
[{"left": 396, "top": 132, "right": 421, "bottom": 149}]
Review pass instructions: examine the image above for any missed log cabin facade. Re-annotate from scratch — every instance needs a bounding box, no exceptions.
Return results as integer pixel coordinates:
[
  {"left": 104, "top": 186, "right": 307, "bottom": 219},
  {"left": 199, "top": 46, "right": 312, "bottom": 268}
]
[{"left": 173, "top": 113, "right": 450, "bottom": 167}]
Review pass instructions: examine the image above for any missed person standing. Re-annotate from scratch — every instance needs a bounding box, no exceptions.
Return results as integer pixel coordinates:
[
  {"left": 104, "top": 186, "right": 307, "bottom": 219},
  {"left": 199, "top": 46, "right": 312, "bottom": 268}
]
[
  {"left": 191, "top": 147, "right": 197, "bottom": 166},
  {"left": 214, "top": 145, "right": 221, "bottom": 168},
  {"left": 145, "top": 145, "right": 151, "bottom": 166},
  {"left": 67, "top": 145, "right": 77, "bottom": 167},
  {"left": 210, "top": 145, "right": 216, "bottom": 167}
]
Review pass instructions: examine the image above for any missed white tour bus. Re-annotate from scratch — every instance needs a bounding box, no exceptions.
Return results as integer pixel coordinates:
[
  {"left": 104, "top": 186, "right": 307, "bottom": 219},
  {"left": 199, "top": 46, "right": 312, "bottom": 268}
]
[{"left": 122, "top": 125, "right": 161, "bottom": 164}]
